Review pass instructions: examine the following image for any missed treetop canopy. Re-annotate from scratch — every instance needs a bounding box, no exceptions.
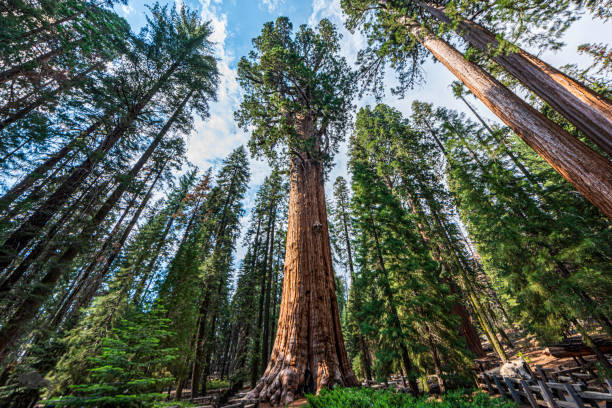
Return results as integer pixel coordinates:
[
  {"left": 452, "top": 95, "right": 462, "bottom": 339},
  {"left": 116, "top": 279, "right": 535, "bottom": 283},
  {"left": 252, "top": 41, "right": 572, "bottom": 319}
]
[{"left": 235, "top": 17, "right": 356, "bottom": 170}]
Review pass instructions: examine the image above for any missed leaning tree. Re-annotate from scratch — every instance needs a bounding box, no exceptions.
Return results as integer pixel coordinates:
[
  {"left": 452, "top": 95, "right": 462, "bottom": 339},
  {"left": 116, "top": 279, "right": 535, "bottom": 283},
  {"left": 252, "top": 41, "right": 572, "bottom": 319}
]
[
  {"left": 235, "top": 17, "right": 359, "bottom": 405},
  {"left": 341, "top": 0, "right": 612, "bottom": 219}
]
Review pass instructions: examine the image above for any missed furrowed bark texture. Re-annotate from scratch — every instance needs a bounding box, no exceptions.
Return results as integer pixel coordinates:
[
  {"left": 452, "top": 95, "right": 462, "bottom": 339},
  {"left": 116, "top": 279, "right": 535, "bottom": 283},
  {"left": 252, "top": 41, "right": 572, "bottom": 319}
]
[
  {"left": 247, "top": 157, "right": 358, "bottom": 406},
  {"left": 421, "top": 2, "right": 612, "bottom": 156},
  {"left": 405, "top": 22, "right": 612, "bottom": 219}
]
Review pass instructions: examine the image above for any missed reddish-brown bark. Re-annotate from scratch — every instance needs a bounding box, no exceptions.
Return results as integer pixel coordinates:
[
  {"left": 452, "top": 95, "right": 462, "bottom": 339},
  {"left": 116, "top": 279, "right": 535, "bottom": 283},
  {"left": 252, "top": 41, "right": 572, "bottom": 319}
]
[
  {"left": 420, "top": 2, "right": 612, "bottom": 157},
  {"left": 405, "top": 21, "right": 612, "bottom": 219},
  {"left": 247, "top": 156, "right": 358, "bottom": 406}
]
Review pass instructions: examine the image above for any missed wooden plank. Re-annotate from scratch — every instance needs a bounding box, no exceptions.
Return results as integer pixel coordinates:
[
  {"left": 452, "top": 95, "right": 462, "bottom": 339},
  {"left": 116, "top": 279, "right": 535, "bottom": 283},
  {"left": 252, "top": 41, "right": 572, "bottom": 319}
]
[
  {"left": 563, "top": 384, "right": 586, "bottom": 408},
  {"left": 546, "top": 382, "right": 583, "bottom": 392},
  {"left": 539, "top": 380, "right": 560, "bottom": 408},
  {"left": 494, "top": 376, "right": 508, "bottom": 397},
  {"left": 545, "top": 336, "right": 612, "bottom": 358},
  {"left": 521, "top": 380, "right": 540, "bottom": 408},
  {"left": 556, "top": 401, "right": 580, "bottom": 408},
  {"left": 536, "top": 365, "right": 550, "bottom": 382},
  {"left": 579, "top": 391, "right": 612, "bottom": 401},
  {"left": 504, "top": 377, "right": 522, "bottom": 404},
  {"left": 482, "top": 373, "right": 495, "bottom": 394}
]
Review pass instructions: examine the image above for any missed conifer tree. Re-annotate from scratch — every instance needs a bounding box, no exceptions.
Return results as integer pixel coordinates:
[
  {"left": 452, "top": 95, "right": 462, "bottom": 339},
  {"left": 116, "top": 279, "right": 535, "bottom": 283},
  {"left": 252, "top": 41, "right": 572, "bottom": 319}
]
[
  {"left": 189, "top": 147, "right": 250, "bottom": 398},
  {"left": 349, "top": 122, "right": 474, "bottom": 394},
  {"left": 236, "top": 17, "right": 359, "bottom": 404}
]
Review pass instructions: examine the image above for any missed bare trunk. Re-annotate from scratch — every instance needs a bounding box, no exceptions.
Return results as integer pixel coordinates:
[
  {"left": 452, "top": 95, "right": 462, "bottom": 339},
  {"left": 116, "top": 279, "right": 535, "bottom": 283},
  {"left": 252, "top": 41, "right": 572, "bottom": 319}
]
[
  {"left": 247, "top": 157, "right": 357, "bottom": 406},
  {"left": 262, "top": 207, "right": 277, "bottom": 370},
  {"left": 0, "top": 119, "right": 103, "bottom": 211},
  {"left": 0, "top": 63, "right": 101, "bottom": 132},
  {"left": 405, "top": 21, "right": 612, "bottom": 218},
  {"left": 421, "top": 2, "right": 612, "bottom": 156}
]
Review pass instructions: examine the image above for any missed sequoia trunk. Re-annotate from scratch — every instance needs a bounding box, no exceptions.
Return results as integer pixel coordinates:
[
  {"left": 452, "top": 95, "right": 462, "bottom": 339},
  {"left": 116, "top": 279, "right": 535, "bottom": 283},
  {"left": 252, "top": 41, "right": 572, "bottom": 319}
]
[
  {"left": 247, "top": 157, "right": 358, "bottom": 406},
  {"left": 421, "top": 2, "right": 612, "bottom": 156},
  {"left": 404, "top": 21, "right": 612, "bottom": 218}
]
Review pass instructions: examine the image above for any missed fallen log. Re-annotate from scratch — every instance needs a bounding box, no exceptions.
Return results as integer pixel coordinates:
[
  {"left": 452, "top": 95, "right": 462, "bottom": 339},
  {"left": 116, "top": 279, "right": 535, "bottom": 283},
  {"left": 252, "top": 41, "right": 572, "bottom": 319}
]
[{"left": 545, "top": 335, "right": 612, "bottom": 358}]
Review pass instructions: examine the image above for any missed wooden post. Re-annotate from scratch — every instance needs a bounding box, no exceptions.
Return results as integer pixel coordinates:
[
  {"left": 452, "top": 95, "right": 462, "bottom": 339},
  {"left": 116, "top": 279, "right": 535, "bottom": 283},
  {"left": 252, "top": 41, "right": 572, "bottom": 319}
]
[
  {"left": 539, "top": 380, "right": 560, "bottom": 408},
  {"left": 521, "top": 380, "right": 540, "bottom": 408},
  {"left": 504, "top": 377, "right": 522, "bottom": 404}
]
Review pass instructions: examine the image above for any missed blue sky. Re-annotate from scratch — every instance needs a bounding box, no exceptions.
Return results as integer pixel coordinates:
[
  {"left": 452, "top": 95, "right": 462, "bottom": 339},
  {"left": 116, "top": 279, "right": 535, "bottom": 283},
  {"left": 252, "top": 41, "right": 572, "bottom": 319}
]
[{"left": 115, "top": 0, "right": 612, "bottom": 270}]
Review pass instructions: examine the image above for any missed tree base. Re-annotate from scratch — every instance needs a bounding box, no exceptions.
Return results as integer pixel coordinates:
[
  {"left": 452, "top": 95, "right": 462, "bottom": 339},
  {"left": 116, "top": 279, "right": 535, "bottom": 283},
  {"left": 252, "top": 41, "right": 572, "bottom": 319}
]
[{"left": 247, "top": 364, "right": 358, "bottom": 406}]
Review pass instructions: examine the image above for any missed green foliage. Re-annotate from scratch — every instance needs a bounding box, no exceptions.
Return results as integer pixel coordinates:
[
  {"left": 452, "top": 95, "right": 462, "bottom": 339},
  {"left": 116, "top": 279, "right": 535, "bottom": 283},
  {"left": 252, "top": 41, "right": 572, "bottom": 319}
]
[
  {"left": 235, "top": 17, "right": 355, "bottom": 169},
  {"left": 206, "top": 379, "right": 230, "bottom": 389},
  {"left": 306, "top": 388, "right": 516, "bottom": 408},
  {"left": 48, "top": 305, "right": 176, "bottom": 407}
]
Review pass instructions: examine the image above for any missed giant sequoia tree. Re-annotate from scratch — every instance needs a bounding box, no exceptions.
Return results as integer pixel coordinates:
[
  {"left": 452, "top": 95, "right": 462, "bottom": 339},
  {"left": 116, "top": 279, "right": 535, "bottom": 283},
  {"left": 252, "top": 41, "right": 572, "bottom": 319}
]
[{"left": 235, "top": 17, "right": 358, "bottom": 405}]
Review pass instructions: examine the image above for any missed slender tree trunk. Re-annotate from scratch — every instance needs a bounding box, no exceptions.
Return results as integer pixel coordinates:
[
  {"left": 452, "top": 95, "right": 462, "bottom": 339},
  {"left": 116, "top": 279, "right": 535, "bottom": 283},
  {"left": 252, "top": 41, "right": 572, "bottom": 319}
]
[
  {"left": 0, "top": 37, "right": 86, "bottom": 83},
  {"left": 339, "top": 190, "right": 374, "bottom": 380},
  {"left": 62, "top": 164, "right": 162, "bottom": 331},
  {"left": 420, "top": 2, "right": 612, "bottom": 156},
  {"left": 0, "top": 63, "right": 101, "bottom": 132},
  {"left": 0, "top": 119, "right": 103, "bottom": 211},
  {"left": 486, "top": 302, "right": 514, "bottom": 349},
  {"left": 449, "top": 281, "right": 485, "bottom": 357},
  {"left": 247, "top": 156, "right": 358, "bottom": 406},
  {"left": 423, "top": 322, "right": 445, "bottom": 393},
  {"left": 0, "top": 60, "right": 181, "bottom": 271},
  {"left": 0, "top": 162, "right": 164, "bottom": 360},
  {"left": 192, "top": 165, "right": 241, "bottom": 396},
  {"left": 132, "top": 200, "right": 182, "bottom": 304},
  {"left": 402, "top": 19, "right": 612, "bottom": 218},
  {"left": 191, "top": 305, "right": 209, "bottom": 398},
  {"left": 251, "top": 207, "right": 272, "bottom": 386},
  {"left": 16, "top": 3, "right": 97, "bottom": 42},
  {"left": 0, "top": 175, "right": 106, "bottom": 293},
  {"left": 458, "top": 94, "right": 540, "bottom": 186},
  {"left": 262, "top": 206, "right": 276, "bottom": 371},
  {"left": 426, "top": 200, "right": 508, "bottom": 361},
  {"left": 48, "top": 182, "right": 146, "bottom": 329},
  {"left": 402, "top": 180, "right": 485, "bottom": 359}
]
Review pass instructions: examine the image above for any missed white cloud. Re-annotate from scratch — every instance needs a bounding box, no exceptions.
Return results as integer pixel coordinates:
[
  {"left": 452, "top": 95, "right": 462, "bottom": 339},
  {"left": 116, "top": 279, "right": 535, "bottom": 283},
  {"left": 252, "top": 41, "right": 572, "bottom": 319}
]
[
  {"left": 261, "top": 0, "right": 284, "bottom": 13},
  {"left": 120, "top": 3, "right": 134, "bottom": 15}
]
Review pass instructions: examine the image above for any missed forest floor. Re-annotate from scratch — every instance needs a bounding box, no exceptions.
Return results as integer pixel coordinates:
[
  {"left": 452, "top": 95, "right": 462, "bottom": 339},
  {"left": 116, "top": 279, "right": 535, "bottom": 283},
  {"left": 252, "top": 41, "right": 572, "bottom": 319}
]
[
  {"left": 258, "top": 398, "right": 308, "bottom": 407},
  {"left": 174, "top": 330, "right": 597, "bottom": 407},
  {"left": 479, "top": 328, "right": 590, "bottom": 373}
]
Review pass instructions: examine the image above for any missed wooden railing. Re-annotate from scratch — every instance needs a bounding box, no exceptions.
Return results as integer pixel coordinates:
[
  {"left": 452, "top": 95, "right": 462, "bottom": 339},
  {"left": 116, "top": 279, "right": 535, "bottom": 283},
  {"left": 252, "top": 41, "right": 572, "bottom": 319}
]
[{"left": 477, "top": 369, "right": 612, "bottom": 407}]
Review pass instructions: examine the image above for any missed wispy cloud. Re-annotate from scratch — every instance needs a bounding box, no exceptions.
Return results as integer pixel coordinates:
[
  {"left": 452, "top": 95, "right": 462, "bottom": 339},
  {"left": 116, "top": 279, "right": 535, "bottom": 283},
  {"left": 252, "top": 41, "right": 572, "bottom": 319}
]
[
  {"left": 120, "top": 3, "right": 134, "bottom": 15},
  {"left": 260, "top": 0, "right": 284, "bottom": 13}
]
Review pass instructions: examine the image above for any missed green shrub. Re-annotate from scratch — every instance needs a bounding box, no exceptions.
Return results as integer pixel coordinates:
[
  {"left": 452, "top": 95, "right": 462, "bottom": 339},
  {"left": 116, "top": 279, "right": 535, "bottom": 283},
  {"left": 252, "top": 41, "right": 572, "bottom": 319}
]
[
  {"left": 206, "top": 379, "right": 230, "bottom": 389},
  {"left": 306, "top": 388, "right": 516, "bottom": 408}
]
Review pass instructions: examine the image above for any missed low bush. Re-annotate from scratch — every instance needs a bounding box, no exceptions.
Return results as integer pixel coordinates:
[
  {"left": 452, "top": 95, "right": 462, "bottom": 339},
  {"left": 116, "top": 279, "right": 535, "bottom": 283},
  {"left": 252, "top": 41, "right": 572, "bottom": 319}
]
[
  {"left": 306, "top": 388, "right": 516, "bottom": 408},
  {"left": 206, "top": 379, "right": 230, "bottom": 390}
]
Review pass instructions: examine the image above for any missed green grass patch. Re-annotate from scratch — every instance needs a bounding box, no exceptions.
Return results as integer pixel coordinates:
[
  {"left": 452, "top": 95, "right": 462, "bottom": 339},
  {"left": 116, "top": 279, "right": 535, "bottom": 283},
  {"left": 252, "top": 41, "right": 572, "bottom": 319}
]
[
  {"left": 206, "top": 379, "right": 230, "bottom": 390},
  {"left": 306, "top": 388, "right": 516, "bottom": 408}
]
